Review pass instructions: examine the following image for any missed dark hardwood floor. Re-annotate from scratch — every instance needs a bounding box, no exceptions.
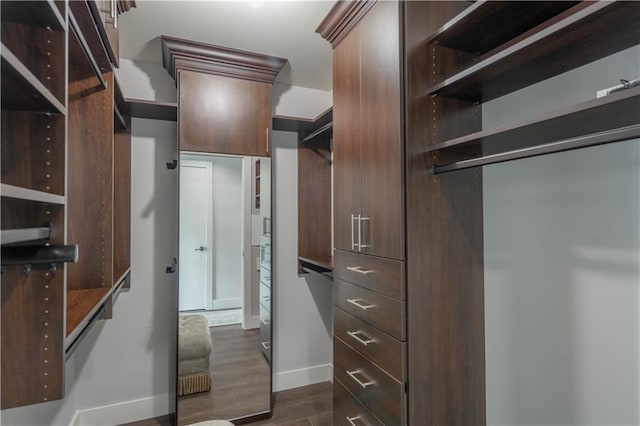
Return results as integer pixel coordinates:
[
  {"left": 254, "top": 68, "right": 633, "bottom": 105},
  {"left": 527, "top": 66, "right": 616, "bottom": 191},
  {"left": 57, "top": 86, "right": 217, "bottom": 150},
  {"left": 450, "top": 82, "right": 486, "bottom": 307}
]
[
  {"left": 178, "top": 324, "right": 271, "bottom": 425},
  {"left": 121, "top": 382, "right": 332, "bottom": 426}
]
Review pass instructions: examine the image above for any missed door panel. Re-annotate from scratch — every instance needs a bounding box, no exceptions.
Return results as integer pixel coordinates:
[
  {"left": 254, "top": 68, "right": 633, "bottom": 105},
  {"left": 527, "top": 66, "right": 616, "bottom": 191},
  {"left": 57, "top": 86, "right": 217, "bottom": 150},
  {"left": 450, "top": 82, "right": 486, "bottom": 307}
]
[
  {"left": 333, "top": 26, "right": 362, "bottom": 253},
  {"left": 179, "top": 70, "right": 272, "bottom": 157},
  {"left": 179, "top": 163, "right": 211, "bottom": 311},
  {"left": 359, "top": 1, "right": 404, "bottom": 260}
]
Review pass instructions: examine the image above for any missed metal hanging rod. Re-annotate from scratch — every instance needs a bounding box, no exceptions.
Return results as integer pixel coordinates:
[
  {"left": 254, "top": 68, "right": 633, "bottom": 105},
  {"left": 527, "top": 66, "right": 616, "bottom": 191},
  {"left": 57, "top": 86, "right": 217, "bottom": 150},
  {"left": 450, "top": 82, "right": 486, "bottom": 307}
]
[
  {"left": 1, "top": 225, "right": 52, "bottom": 245},
  {"left": 433, "top": 125, "right": 640, "bottom": 174},
  {"left": 1, "top": 244, "right": 79, "bottom": 266},
  {"left": 69, "top": 12, "right": 107, "bottom": 90},
  {"left": 302, "top": 122, "right": 333, "bottom": 143}
]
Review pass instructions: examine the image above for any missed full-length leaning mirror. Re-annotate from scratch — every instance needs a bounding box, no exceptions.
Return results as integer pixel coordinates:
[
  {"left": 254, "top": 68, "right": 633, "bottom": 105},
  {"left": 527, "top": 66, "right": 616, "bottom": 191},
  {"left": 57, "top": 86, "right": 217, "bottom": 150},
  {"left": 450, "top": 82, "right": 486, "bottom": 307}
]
[{"left": 177, "top": 152, "right": 272, "bottom": 425}]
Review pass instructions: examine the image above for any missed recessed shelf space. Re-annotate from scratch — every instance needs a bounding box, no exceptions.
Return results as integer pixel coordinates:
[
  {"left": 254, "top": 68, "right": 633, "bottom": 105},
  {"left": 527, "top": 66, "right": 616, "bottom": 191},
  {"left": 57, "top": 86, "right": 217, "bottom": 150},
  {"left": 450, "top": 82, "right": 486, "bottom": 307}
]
[
  {"left": 1, "top": 45, "right": 65, "bottom": 114},
  {"left": 429, "top": 85, "right": 640, "bottom": 170},
  {"left": 1, "top": 0, "right": 65, "bottom": 32},
  {"left": 66, "top": 287, "right": 111, "bottom": 339},
  {"left": 126, "top": 98, "right": 178, "bottom": 121},
  {"left": 426, "top": 1, "right": 640, "bottom": 102},
  {"left": 68, "top": 2, "right": 111, "bottom": 75},
  {"left": 425, "top": 1, "right": 578, "bottom": 55}
]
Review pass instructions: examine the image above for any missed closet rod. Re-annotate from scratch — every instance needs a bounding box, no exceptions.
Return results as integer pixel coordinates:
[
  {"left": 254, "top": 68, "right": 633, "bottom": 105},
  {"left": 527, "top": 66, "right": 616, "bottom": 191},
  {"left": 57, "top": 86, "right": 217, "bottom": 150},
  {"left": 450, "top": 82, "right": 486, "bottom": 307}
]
[
  {"left": 1, "top": 244, "right": 79, "bottom": 266},
  {"left": 302, "top": 122, "right": 333, "bottom": 143},
  {"left": 432, "top": 125, "right": 640, "bottom": 174},
  {"left": 1, "top": 225, "right": 52, "bottom": 245},
  {"left": 114, "top": 103, "right": 127, "bottom": 129},
  {"left": 69, "top": 12, "right": 107, "bottom": 90}
]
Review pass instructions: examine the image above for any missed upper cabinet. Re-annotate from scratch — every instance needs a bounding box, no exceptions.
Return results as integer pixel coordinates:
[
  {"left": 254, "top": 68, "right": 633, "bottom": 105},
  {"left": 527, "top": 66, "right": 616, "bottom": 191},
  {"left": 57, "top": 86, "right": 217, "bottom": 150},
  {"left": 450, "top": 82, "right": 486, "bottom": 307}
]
[
  {"left": 330, "top": 1, "right": 404, "bottom": 260},
  {"left": 161, "top": 36, "right": 287, "bottom": 157}
]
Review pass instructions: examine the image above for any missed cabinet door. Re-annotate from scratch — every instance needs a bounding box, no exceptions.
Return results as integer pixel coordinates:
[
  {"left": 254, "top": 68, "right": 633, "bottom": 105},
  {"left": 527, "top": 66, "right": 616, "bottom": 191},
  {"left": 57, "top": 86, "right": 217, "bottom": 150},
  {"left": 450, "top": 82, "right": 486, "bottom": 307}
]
[
  {"left": 333, "top": 25, "right": 362, "bottom": 253},
  {"left": 359, "top": 1, "right": 404, "bottom": 260},
  {"left": 179, "top": 70, "right": 272, "bottom": 157},
  {"left": 97, "top": 0, "right": 119, "bottom": 66}
]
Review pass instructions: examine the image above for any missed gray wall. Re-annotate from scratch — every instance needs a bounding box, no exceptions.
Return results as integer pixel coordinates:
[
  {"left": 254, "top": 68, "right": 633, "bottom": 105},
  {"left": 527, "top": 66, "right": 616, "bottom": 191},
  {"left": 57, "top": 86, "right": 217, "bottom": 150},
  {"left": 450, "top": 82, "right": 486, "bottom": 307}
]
[{"left": 484, "top": 46, "right": 640, "bottom": 425}]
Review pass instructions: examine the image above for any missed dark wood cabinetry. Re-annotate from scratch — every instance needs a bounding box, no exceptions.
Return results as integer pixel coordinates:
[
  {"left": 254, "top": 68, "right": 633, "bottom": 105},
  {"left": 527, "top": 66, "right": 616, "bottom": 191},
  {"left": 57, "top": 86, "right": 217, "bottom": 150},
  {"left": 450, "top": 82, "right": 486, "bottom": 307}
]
[
  {"left": 323, "top": 1, "right": 639, "bottom": 425},
  {"left": 179, "top": 70, "right": 272, "bottom": 156},
  {"left": 1, "top": 0, "right": 134, "bottom": 410}
]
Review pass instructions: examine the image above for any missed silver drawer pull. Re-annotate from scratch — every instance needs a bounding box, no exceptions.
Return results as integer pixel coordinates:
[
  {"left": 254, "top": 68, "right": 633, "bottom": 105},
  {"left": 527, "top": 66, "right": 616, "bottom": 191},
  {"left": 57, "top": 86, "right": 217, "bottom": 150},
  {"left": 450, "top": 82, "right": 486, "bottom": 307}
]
[
  {"left": 263, "top": 296, "right": 270, "bottom": 302},
  {"left": 347, "top": 330, "right": 375, "bottom": 346},
  {"left": 346, "top": 266, "right": 374, "bottom": 275},
  {"left": 261, "top": 341, "right": 271, "bottom": 350},
  {"left": 359, "top": 216, "right": 370, "bottom": 249},
  {"left": 261, "top": 319, "right": 270, "bottom": 326},
  {"left": 346, "top": 369, "right": 375, "bottom": 389},
  {"left": 347, "top": 415, "right": 361, "bottom": 426},
  {"left": 347, "top": 298, "right": 375, "bottom": 310}
]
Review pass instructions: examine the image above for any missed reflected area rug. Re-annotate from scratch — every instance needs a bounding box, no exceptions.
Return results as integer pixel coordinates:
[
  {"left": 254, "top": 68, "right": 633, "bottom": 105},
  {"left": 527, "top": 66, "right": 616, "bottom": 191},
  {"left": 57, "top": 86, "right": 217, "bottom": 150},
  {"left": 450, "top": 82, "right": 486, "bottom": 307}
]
[{"left": 180, "top": 308, "right": 242, "bottom": 327}]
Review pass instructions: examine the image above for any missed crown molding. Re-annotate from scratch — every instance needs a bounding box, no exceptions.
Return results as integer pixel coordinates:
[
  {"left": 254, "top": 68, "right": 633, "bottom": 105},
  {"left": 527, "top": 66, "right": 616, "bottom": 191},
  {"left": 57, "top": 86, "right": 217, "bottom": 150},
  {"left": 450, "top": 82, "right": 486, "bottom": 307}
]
[
  {"left": 161, "top": 35, "right": 288, "bottom": 84},
  {"left": 316, "top": 0, "right": 377, "bottom": 48}
]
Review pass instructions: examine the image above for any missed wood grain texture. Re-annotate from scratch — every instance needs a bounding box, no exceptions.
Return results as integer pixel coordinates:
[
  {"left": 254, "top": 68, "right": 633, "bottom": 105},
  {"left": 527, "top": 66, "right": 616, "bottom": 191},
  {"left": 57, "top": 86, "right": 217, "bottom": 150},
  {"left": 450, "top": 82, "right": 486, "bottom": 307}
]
[
  {"left": 179, "top": 70, "right": 272, "bottom": 157},
  {"left": 1, "top": 20, "right": 66, "bottom": 105},
  {"left": 1, "top": 111, "right": 65, "bottom": 195},
  {"left": 177, "top": 324, "right": 270, "bottom": 425},
  {"left": 332, "top": 23, "right": 361, "bottom": 254},
  {"left": 334, "top": 337, "right": 404, "bottom": 425},
  {"left": 333, "top": 378, "right": 383, "bottom": 426},
  {"left": 66, "top": 69, "right": 113, "bottom": 294},
  {"left": 334, "top": 307, "right": 406, "bottom": 381},
  {"left": 68, "top": 0, "right": 111, "bottom": 74},
  {"left": 333, "top": 279, "right": 405, "bottom": 341},
  {"left": 333, "top": 250, "right": 404, "bottom": 300},
  {"left": 113, "top": 113, "right": 131, "bottom": 283},
  {"left": 0, "top": 198, "right": 65, "bottom": 409},
  {"left": 358, "top": 1, "right": 404, "bottom": 261},
  {"left": 404, "top": 2, "right": 485, "bottom": 425},
  {"left": 298, "top": 136, "right": 332, "bottom": 265},
  {"left": 66, "top": 287, "right": 110, "bottom": 337}
]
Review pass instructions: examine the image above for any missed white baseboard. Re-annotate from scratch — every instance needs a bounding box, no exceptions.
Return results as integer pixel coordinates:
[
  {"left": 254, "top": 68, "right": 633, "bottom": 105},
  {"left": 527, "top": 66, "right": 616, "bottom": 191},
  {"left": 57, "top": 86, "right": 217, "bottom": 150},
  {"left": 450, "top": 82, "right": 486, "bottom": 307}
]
[
  {"left": 73, "top": 393, "right": 172, "bottom": 426},
  {"left": 211, "top": 297, "right": 241, "bottom": 310},
  {"left": 273, "top": 364, "right": 333, "bottom": 392},
  {"left": 243, "top": 314, "right": 260, "bottom": 330}
]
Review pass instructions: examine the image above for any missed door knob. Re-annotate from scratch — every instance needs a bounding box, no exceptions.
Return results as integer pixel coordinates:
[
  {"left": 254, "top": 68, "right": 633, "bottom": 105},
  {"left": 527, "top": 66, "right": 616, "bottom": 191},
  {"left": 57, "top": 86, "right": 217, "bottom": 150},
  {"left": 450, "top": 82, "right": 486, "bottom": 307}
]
[{"left": 195, "top": 246, "right": 207, "bottom": 251}]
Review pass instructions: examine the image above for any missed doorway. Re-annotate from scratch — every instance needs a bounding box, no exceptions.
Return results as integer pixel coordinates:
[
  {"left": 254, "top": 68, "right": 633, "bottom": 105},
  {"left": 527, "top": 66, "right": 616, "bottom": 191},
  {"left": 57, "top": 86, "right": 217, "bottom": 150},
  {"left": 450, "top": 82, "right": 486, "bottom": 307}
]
[{"left": 179, "top": 154, "right": 246, "bottom": 327}]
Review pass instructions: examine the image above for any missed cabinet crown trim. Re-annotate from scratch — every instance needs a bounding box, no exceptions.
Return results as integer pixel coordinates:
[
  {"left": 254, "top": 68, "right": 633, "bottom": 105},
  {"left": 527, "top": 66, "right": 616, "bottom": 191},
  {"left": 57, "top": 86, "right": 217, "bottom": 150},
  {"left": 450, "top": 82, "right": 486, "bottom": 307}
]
[
  {"left": 161, "top": 35, "right": 288, "bottom": 84},
  {"left": 316, "top": 0, "right": 376, "bottom": 47}
]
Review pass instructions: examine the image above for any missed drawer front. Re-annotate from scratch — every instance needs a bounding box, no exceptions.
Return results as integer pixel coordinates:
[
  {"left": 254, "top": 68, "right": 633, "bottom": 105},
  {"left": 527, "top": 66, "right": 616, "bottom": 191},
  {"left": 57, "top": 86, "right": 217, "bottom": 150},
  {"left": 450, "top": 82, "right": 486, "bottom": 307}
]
[
  {"left": 334, "top": 307, "right": 406, "bottom": 381},
  {"left": 334, "top": 377, "right": 384, "bottom": 426},
  {"left": 334, "top": 337, "right": 405, "bottom": 425},
  {"left": 334, "top": 279, "right": 405, "bottom": 340},
  {"left": 260, "top": 281, "right": 271, "bottom": 311},
  {"left": 260, "top": 266, "right": 271, "bottom": 288},
  {"left": 334, "top": 250, "right": 404, "bottom": 300},
  {"left": 260, "top": 306, "right": 271, "bottom": 361}
]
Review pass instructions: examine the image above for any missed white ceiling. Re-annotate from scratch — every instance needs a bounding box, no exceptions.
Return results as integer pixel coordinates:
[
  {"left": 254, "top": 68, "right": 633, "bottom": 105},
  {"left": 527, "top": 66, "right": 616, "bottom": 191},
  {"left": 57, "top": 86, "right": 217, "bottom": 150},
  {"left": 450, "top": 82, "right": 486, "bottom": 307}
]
[{"left": 119, "top": 1, "right": 336, "bottom": 91}]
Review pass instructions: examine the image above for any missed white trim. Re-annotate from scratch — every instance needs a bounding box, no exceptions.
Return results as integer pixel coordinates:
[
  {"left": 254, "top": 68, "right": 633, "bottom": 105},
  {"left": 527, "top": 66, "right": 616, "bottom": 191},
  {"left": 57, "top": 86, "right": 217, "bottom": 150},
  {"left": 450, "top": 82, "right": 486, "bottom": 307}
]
[
  {"left": 211, "top": 297, "right": 242, "bottom": 310},
  {"left": 73, "top": 393, "right": 172, "bottom": 426},
  {"left": 273, "top": 364, "right": 333, "bottom": 392}
]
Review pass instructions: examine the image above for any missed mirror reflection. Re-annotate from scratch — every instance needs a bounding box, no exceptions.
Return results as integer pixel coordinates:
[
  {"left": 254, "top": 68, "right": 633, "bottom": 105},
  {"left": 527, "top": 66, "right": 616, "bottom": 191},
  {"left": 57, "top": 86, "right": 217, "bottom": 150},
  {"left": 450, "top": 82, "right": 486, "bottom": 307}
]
[{"left": 177, "top": 153, "right": 271, "bottom": 425}]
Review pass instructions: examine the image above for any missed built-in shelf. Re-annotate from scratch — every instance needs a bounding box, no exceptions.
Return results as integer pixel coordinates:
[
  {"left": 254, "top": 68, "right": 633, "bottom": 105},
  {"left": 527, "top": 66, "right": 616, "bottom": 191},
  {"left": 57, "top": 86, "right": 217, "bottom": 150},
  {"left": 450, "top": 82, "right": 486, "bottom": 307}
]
[
  {"left": 1, "top": 44, "right": 66, "bottom": 114},
  {"left": 0, "top": 184, "right": 65, "bottom": 205},
  {"left": 425, "top": 1, "right": 578, "bottom": 55},
  {"left": 426, "top": 1, "right": 640, "bottom": 102},
  {"left": 299, "top": 255, "right": 333, "bottom": 272},
  {"left": 1, "top": 0, "right": 66, "bottom": 32},
  {"left": 427, "top": 86, "right": 640, "bottom": 161},
  {"left": 68, "top": 1, "right": 111, "bottom": 73},
  {"left": 126, "top": 98, "right": 178, "bottom": 121},
  {"left": 66, "top": 287, "right": 111, "bottom": 340}
]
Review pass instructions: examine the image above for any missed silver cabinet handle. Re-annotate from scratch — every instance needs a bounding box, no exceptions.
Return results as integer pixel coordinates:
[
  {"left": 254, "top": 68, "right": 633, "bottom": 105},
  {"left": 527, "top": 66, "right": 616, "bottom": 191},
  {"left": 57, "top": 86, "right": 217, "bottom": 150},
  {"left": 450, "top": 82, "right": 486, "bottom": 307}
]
[
  {"left": 346, "top": 369, "right": 375, "bottom": 389},
  {"left": 347, "top": 416, "right": 361, "bottom": 426},
  {"left": 110, "top": 0, "right": 115, "bottom": 19},
  {"left": 261, "top": 342, "right": 271, "bottom": 350},
  {"left": 346, "top": 266, "right": 373, "bottom": 275},
  {"left": 263, "top": 295, "right": 270, "bottom": 302},
  {"left": 195, "top": 246, "right": 207, "bottom": 251},
  {"left": 351, "top": 214, "right": 360, "bottom": 251},
  {"left": 359, "top": 216, "right": 370, "bottom": 249},
  {"left": 261, "top": 319, "right": 270, "bottom": 326},
  {"left": 265, "top": 128, "right": 269, "bottom": 155},
  {"left": 347, "top": 330, "right": 375, "bottom": 346},
  {"left": 346, "top": 298, "right": 375, "bottom": 310}
]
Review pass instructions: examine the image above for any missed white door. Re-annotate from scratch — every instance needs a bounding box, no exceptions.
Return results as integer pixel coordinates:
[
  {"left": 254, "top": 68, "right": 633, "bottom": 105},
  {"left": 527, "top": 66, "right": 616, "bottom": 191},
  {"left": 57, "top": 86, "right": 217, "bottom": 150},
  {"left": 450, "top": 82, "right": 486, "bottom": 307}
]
[{"left": 179, "top": 162, "right": 212, "bottom": 311}]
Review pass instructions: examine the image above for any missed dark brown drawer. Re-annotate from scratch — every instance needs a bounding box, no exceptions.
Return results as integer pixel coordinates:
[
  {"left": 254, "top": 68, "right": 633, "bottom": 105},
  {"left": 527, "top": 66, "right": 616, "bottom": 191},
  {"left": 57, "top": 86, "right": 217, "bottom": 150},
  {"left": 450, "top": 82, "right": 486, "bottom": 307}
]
[
  {"left": 334, "top": 337, "right": 405, "bottom": 425},
  {"left": 334, "top": 250, "right": 404, "bottom": 300},
  {"left": 334, "top": 377, "right": 384, "bottom": 426},
  {"left": 334, "top": 307, "right": 406, "bottom": 381},
  {"left": 334, "top": 279, "right": 405, "bottom": 340}
]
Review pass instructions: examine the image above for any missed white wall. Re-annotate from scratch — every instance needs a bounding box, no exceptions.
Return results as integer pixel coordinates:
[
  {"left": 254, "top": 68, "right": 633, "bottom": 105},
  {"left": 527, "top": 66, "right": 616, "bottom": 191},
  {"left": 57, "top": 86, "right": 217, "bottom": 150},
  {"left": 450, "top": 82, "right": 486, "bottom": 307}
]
[
  {"left": 210, "top": 157, "right": 243, "bottom": 307},
  {"left": 484, "top": 46, "right": 640, "bottom": 426},
  {"left": 116, "top": 59, "right": 177, "bottom": 103},
  {"left": 272, "top": 83, "right": 332, "bottom": 120},
  {"left": 272, "top": 130, "right": 333, "bottom": 391}
]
